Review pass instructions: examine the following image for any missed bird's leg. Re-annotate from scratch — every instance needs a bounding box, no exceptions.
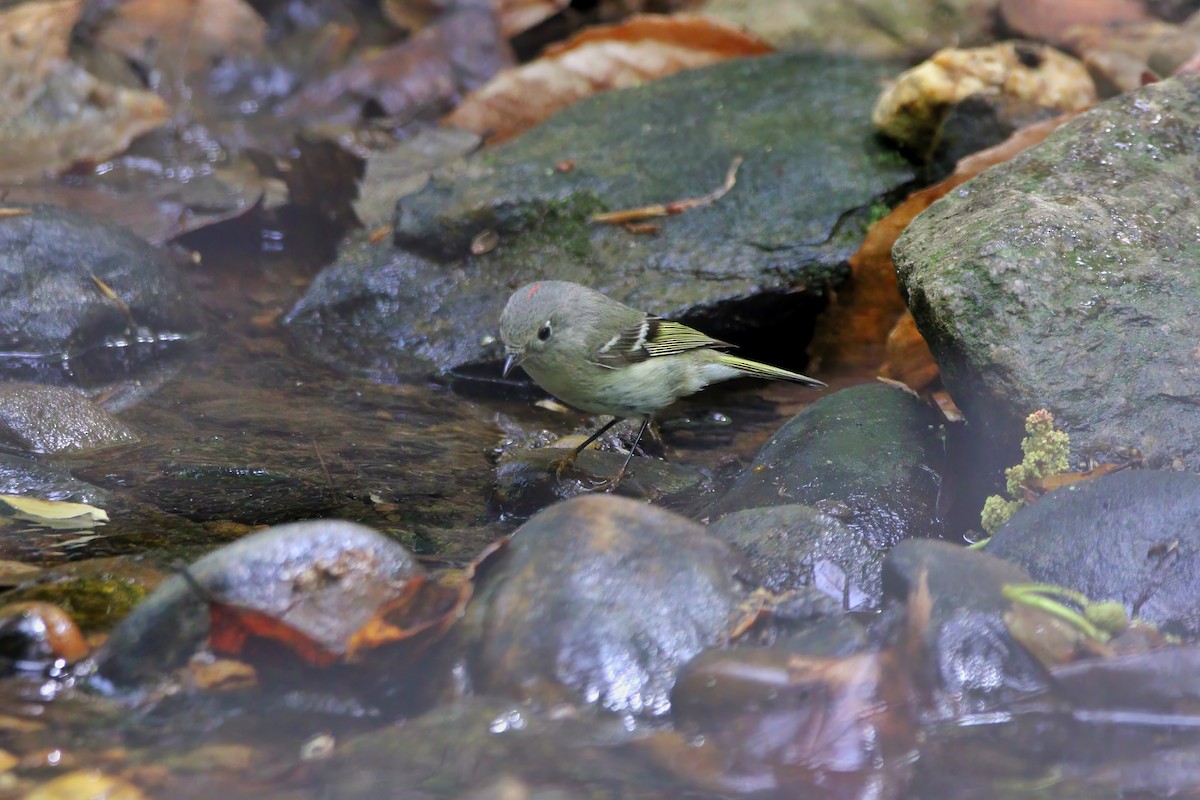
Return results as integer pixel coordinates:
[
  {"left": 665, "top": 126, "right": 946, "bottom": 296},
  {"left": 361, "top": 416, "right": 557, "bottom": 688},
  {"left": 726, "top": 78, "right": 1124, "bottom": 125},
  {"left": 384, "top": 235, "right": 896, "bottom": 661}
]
[
  {"left": 590, "top": 418, "right": 650, "bottom": 493},
  {"left": 553, "top": 417, "right": 623, "bottom": 479}
]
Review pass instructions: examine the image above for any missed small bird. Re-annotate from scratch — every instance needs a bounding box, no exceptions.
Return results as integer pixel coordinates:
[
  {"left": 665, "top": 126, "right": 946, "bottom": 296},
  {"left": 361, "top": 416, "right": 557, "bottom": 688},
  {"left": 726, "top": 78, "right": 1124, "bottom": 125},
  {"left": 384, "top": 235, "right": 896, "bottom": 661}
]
[{"left": 499, "top": 281, "right": 825, "bottom": 487}]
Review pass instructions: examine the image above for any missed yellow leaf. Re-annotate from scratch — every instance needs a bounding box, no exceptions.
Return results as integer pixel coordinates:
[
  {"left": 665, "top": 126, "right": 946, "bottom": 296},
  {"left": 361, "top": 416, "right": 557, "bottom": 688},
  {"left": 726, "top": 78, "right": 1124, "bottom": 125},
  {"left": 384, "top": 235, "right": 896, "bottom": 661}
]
[{"left": 0, "top": 494, "right": 108, "bottom": 525}]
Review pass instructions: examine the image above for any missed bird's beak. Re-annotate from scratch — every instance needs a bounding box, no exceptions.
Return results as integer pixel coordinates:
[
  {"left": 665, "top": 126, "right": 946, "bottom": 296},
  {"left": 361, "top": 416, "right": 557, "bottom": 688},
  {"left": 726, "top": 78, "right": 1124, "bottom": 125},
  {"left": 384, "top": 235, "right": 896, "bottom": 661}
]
[{"left": 502, "top": 350, "right": 525, "bottom": 378}]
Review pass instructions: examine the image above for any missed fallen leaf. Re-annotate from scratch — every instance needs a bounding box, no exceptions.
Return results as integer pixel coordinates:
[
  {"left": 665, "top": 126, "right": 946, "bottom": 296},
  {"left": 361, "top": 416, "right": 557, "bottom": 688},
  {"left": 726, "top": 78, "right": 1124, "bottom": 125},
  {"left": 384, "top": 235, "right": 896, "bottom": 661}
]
[
  {"left": 207, "top": 600, "right": 341, "bottom": 668},
  {"left": 0, "top": 495, "right": 109, "bottom": 526},
  {"left": 443, "top": 14, "right": 772, "bottom": 143},
  {"left": 497, "top": 0, "right": 570, "bottom": 38},
  {"left": 23, "top": 770, "right": 146, "bottom": 800},
  {"left": 999, "top": 0, "right": 1148, "bottom": 48},
  {"left": 878, "top": 311, "right": 938, "bottom": 391},
  {"left": 931, "top": 390, "right": 965, "bottom": 423},
  {"left": 95, "top": 0, "right": 267, "bottom": 83},
  {"left": 280, "top": 7, "right": 512, "bottom": 123},
  {"left": 1030, "top": 459, "right": 1137, "bottom": 493},
  {"left": 0, "top": 0, "right": 169, "bottom": 180}
]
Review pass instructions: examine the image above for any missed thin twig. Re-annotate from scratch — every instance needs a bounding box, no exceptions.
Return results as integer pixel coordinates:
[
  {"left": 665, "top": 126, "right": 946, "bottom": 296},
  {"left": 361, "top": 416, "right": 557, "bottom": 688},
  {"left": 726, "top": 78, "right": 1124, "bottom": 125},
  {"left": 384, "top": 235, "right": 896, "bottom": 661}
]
[
  {"left": 591, "top": 156, "right": 744, "bottom": 226},
  {"left": 312, "top": 438, "right": 336, "bottom": 495},
  {"left": 90, "top": 274, "right": 135, "bottom": 323}
]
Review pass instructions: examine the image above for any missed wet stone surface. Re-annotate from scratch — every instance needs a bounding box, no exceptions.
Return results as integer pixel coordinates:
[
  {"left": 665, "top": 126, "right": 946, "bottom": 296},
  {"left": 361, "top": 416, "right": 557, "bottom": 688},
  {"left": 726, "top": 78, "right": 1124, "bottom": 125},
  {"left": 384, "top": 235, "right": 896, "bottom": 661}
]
[
  {"left": 0, "top": 382, "right": 139, "bottom": 455},
  {"left": 458, "top": 494, "right": 751, "bottom": 717},
  {"left": 708, "top": 504, "right": 884, "bottom": 609},
  {"left": 895, "top": 73, "right": 1200, "bottom": 472},
  {"left": 0, "top": 204, "right": 203, "bottom": 387},
  {"left": 707, "top": 383, "right": 947, "bottom": 549},
  {"left": 988, "top": 469, "right": 1200, "bottom": 637},
  {"left": 881, "top": 539, "right": 1049, "bottom": 713}
]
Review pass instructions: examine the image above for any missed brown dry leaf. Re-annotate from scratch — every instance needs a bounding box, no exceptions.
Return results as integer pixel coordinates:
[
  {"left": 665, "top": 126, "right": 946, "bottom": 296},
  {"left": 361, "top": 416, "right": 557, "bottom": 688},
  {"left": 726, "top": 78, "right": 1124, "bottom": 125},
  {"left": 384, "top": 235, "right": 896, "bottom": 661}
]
[
  {"left": 498, "top": 0, "right": 571, "bottom": 38},
  {"left": 443, "top": 14, "right": 773, "bottom": 143},
  {"left": 809, "top": 112, "right": 1081, "bottom": 371},
  {"left": 280, "top": 7, "right": 512, "bottom": 122},
  {"left": 386, "top": 0, "right": 568, "bottom": 37},
  {"left": 1175, "top": 49, "right": 1200, "bottom": 75},
  {"left": 1000, "top": 0, "right": 1148, "bottom": 48},
  {"left": 0, "top": 0, "right": 168, "bottom": 180},
  {"left": 879, "top": 311, "right": 939, "bottom": 392},
  {"left": 95, "top": 0, "right": 267, "bottom": 80},
  {"left": 1031, "top": 460, "right": 1136, "bottom": 493},
  {"left": 382, "top": 0, "right": 452, "bottom": 32},
  {"left": 187, "top": 657, "right": 258, "bottom": 690}
]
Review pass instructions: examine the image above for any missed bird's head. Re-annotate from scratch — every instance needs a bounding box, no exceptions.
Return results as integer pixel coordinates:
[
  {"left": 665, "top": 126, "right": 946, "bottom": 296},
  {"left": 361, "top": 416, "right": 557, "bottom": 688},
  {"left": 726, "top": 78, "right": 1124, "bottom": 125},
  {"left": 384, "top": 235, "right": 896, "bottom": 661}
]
[{"left": 498, "top": 281, "right": 564, "bottom": 377}]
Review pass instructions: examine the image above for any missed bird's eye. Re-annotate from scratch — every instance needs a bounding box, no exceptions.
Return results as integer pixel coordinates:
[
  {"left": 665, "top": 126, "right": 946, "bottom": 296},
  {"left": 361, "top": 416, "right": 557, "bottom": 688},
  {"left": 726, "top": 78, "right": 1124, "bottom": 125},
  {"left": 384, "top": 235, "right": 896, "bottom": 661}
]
[{"left": 537, "top": 322, "right": 552, "bottom": 341}]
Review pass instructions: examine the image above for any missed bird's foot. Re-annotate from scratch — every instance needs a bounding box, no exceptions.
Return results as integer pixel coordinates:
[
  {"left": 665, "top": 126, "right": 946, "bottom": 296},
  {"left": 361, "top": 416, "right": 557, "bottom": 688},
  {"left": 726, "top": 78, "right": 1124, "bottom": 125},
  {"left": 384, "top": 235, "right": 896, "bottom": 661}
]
[
  {"left": 551, "top": 449, "right": 580, "bottom": 480},
  {"left": 583, "top": 465, "right": 627, "bottom": 493}
]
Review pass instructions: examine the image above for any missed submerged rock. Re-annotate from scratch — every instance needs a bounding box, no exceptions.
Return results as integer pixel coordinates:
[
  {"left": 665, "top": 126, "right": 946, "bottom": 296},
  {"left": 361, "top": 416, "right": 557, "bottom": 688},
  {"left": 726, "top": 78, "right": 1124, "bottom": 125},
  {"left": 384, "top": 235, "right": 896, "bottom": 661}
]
[
  {"left": 894, "top": 74, "right": 1200, "bottom": 471},
  {"left": 0, "top": 382, "right": 138, "bottom": 454},
  {"left": 988, "top": 470, "right": 1200, "bottom": 637},
  {"left": 287, "top": 52, "right": 915, "bottom": 377},
  {"left": 491, "top": 442, "right": 706, "bottom": 520},
  {"left": 881, "top": 539, "right": 1050, "bottom": 712},
  {"left": 327, "top": 696, "right": 651, "bottom": 799},
  {"left": 0, "top": 204, "right": 202, "bottom": 387},
  {"left": 94, "top": 520, "right": 421, "bottom": 688},
  {"left": 0, "top": 453, "right": 110, "bottom": 505},
  {"left": 459, "top": 494, "right": 749, "bottom": 717},
  {"left": 708, "top": 504, "right": 884, "bottom": 610},
  {"left": 669, "top": 634, "right": 915, "bottom": 797},
  {"left": 707, "top": 383, "right": 947, "bottom": 549}
]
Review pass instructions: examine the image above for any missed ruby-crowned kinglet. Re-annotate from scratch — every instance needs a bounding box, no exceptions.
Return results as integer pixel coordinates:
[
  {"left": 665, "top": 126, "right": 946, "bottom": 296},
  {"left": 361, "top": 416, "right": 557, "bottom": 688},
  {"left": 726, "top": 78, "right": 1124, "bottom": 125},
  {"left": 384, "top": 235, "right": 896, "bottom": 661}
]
[{"left": 499, "top": 280, "right": 825, "bottom": 485}]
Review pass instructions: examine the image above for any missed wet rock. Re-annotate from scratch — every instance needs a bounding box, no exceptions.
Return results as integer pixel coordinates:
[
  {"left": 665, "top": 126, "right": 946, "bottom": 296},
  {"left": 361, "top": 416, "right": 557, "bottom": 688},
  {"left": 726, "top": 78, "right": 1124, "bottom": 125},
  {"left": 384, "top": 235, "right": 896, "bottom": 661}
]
[
  {"left": 882, "top": 539, "right": 1050, "bottom": 711},
  {"left": 707, "top": 384, "right": 946, "bottom": 549},
  {"left": 988, "top": 470, "right": 1200, "bottom": 637},
  {"left": 459, "top": 495, "right": 750, "bottom": 716},
  {"left": 328, "top": 696, "right": 650, "bottom": 799},
  {"left": 0, "top": 204, "right": 203, "bottom": 386},
  {"left": 491, "top": 444, "right": 706, "bottom": 521},
  {"left": 667, "top": 639, "right": 915, "bottom": 797},
  {"left": 141, "top": 463, "right": 338, "bottom": 525},
  {"left": 0, "top": 602, "right": 88, "bottom": 674},
  {"left": 0, "top": 382, "right": 138, "bottom": 454},
  {"left": 288, "top": 52, "right": 915, "bottom": 376},
  {"left": 872, "top": 42, "right": 1097, "bottom": 162},
  {"left": 708, "top": 504, "right": 883, "bottom": 610},
  {"left": 0, "top": 453, "right": 110, "bottom": 506},
  {"left": 894, "top": 74, "right": 1200, "bottom": 472},
  {"left": 93, "top": 520, "right": 421, "bottom": 688},
  {"left": 1051, "top": 645, "right": 1200, "bottom": 712}
]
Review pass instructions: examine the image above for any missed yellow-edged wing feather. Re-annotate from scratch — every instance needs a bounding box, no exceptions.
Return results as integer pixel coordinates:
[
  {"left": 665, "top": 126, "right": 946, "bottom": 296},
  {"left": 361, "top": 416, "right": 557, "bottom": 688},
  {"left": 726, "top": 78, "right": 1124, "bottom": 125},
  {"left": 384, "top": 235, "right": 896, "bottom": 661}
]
[{"left": 593, "top": 318, "right": 730, "bottom": 367}]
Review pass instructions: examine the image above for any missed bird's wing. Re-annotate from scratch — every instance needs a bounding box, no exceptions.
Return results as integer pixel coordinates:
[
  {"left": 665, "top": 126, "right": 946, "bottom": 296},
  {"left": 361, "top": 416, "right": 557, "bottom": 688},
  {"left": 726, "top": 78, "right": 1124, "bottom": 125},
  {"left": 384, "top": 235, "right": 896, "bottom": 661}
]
[{"left": 591, "top": 318, "right": 731, "bottom": 368}]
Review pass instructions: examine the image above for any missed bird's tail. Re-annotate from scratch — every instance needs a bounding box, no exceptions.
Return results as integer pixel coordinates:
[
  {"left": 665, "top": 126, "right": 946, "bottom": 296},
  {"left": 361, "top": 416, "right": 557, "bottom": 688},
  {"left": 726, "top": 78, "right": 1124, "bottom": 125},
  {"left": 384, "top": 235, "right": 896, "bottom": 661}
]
[{"left": 715, "top": 353, "right": 826, "bottom": 388}]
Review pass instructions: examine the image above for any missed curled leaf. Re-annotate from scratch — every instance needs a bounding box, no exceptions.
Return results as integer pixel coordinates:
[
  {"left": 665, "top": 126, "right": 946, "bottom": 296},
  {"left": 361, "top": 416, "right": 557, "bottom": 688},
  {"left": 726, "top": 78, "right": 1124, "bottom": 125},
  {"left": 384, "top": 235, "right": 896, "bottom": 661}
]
[{"left": 444, "top": 14, "right": 772, "bottom": 143}]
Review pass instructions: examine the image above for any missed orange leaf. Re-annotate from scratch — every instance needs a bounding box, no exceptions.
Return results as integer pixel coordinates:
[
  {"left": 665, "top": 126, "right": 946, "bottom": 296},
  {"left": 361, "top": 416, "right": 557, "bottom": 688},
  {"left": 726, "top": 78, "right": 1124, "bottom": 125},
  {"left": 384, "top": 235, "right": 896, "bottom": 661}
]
[
  {"left": 208, "top": 602, "right": 340, "bottom": 669},
  {"left": 443, "top": 14, "right": 772, "bottom": 143}
]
